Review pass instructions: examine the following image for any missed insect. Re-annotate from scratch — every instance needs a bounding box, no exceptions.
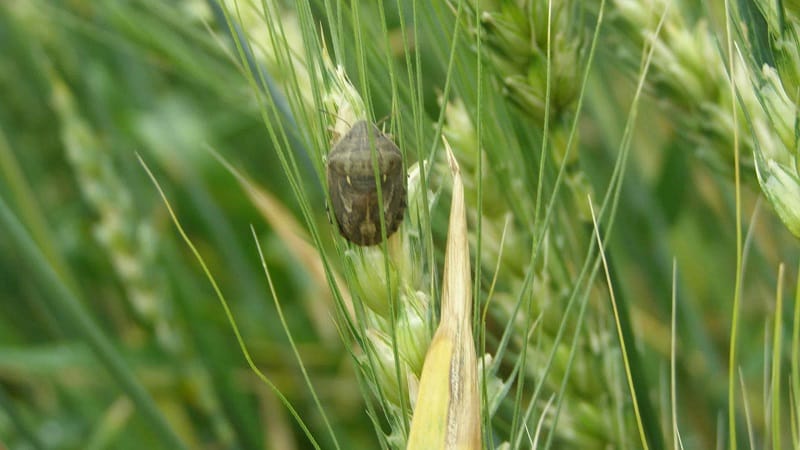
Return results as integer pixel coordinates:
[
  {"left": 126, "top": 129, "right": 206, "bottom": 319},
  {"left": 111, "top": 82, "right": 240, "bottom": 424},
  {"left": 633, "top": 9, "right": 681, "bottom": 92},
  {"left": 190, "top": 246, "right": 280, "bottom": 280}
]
[{"left": 326, "top": 120, "right": 406, "bottom": 246}]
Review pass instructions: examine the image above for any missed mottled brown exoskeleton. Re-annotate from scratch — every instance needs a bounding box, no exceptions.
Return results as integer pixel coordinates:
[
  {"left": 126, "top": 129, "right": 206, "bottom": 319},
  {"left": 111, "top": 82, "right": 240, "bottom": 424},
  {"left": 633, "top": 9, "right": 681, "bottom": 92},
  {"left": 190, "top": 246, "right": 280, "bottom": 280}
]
[{"left": 326, "top": 120, "right": 406, "bottom": 246}]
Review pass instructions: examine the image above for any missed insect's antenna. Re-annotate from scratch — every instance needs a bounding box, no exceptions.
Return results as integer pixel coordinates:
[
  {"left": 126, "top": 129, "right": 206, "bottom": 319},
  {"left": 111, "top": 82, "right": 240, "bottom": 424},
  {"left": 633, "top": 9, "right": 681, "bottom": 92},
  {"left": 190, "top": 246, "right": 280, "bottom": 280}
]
[
  {"left": 375, "top": 114, "right": 393, "bottom": 131},
  {"left": 319, "top": 108, "right": 352, "bottom": 128}
]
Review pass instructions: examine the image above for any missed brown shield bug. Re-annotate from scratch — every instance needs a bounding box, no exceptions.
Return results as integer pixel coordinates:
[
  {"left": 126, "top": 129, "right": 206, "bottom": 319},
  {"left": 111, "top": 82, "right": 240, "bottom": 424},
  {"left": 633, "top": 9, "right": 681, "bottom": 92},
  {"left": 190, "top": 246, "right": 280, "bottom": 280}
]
[{"left": 326, "top": 120, "right": 406, "bottom": 246}]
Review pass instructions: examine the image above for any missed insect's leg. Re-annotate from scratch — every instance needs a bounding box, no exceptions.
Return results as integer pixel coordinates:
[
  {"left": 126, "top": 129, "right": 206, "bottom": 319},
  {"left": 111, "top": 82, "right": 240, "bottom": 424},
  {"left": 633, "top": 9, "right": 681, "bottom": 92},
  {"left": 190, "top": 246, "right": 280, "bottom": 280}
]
[{"left": 325, "top": 200, "right": 333, "bottom": 224}]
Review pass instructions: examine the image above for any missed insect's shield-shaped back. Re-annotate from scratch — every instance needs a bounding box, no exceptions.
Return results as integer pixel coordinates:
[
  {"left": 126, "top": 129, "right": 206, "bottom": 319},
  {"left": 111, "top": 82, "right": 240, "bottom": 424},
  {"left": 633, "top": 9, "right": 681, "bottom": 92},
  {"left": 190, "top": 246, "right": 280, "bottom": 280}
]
[{"left": 326, "top": 120, "right": 406, "bottom": 246}]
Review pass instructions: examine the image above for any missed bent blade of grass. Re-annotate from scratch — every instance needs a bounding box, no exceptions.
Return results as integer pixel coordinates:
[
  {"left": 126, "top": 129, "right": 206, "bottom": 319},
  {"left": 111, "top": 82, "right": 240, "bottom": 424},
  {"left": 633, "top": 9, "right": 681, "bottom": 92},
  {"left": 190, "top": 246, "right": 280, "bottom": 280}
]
[
  {"left": 530, "top": 394, "right": 556, "bottom": 449},
  {"left": 578, "top": 6, "right": 672, "bottom": 448},
  {"left": 136, "top": 154, "right": 326, "bottom": 450},
  {"left": 589, "top": 197, "right": 651, "bottom": 450},
  {"left": 250, "top": 224, "right": 341, "bottom": 449}
]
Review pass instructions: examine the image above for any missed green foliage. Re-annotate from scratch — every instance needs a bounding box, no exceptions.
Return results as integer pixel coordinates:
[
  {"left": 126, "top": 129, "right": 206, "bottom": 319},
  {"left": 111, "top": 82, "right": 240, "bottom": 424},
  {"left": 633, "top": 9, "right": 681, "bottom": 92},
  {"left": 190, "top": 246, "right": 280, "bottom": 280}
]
[{"left": 0, "top": 1, "right": 798, "bottom": 449}]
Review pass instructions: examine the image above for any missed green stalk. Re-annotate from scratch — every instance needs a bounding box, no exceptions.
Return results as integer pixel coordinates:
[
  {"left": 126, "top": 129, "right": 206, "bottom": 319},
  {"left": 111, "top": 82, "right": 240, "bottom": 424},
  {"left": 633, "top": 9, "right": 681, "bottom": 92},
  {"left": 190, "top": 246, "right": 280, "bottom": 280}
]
[
  {"left": 771, "top": 264, "right": 785, "bottom": 450},
  {"left": 724, "top": 0, "right": 744, "bottom": 448}
]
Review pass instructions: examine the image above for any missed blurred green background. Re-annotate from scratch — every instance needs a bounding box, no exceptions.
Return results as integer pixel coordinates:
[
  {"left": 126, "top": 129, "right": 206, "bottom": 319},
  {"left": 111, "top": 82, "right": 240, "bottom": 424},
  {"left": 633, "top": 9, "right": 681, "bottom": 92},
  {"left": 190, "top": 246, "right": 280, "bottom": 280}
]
[{"left": 1, "top": 1, "right": 798, "bottom": 449}]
